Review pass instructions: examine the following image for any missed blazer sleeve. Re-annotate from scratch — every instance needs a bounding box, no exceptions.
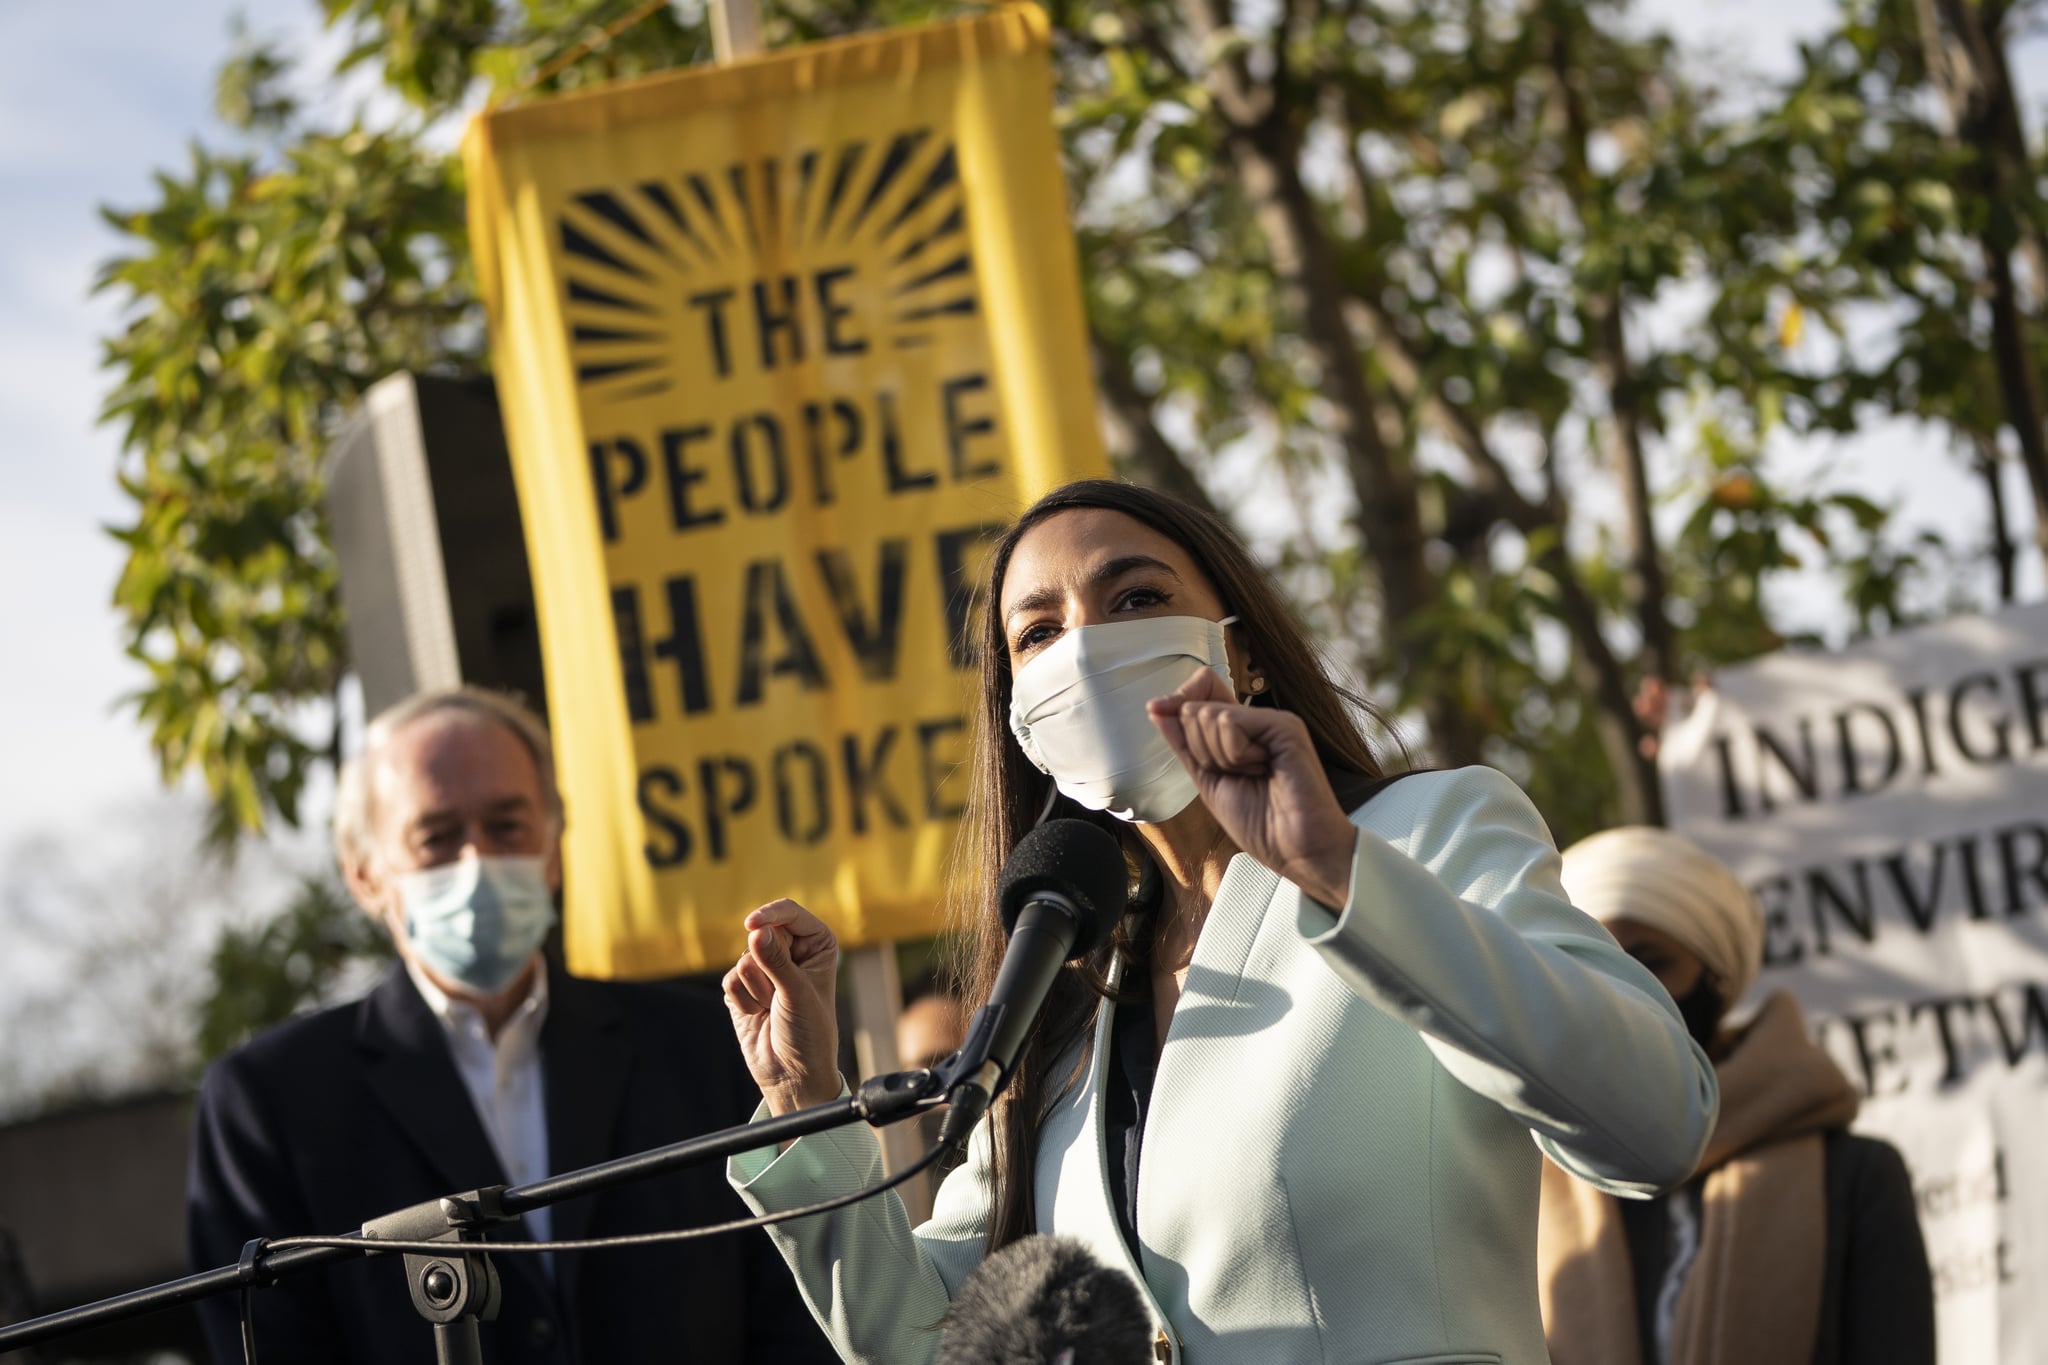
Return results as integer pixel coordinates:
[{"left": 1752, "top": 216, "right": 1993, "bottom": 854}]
[
  {"left": 726, "top": 1090, "right": 994, "bottom": 1365},
  {"left": 186, "top": 1053, "right": 347, "bottom": 1365},
  {"left": 1297, "top": 765, "right": 1719, "bottom": 1195},
  {"left": 721, "top": 1053, "right": 851, "bottom": 1364}
]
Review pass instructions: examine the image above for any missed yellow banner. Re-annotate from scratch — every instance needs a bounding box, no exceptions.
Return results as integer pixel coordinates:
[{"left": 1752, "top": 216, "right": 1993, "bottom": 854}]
[{"left": 463, "top": 7, "right": 1106, "bottom": 977}]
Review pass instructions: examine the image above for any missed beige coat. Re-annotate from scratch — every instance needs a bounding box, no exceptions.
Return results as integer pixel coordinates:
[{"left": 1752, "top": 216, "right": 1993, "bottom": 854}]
[{"left": 1539, "top": 992, "right": 1866, "bottom": 1365}]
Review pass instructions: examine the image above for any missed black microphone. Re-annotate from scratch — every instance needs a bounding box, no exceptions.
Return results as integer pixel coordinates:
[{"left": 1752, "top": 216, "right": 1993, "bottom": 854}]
[
  {"left": 936, "top": 819, "right": 1125, "bottom": 1144},
  {"left": 936, "top": 1235, "right": 1154, "bottom": 1365}
]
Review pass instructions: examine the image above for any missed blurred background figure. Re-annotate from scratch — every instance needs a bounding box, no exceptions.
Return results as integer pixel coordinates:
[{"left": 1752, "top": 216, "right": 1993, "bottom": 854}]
[
  {"left": 896, "top": 978, "right": 970, "bottom": 1185},
  {"left": 1542, "top": 826, "right": 1934, "bottom": 1365},
  {"left": 896, "top": 982, "right": 968, "bottom": 1072}
]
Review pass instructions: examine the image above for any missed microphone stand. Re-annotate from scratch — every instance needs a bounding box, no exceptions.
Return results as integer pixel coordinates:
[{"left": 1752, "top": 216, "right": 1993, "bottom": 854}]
[{"left": 0, "top": 1068, "right": 944, "bottom": 1361}]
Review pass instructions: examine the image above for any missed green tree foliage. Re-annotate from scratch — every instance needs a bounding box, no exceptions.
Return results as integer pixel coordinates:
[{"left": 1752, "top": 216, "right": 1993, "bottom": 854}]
[
  {"left": 195, "top": 873, "right": 393, "bottom": 1063},
  {"left": 98, "top": 46, "right": 476, "bottom": 843},
  {"left": 1684, "top": 0, "right": 2046, "bottom": 608},
  {"left": 99, "top": 0, "right": 1995, "bottom": 851},
  {"left": 1018, "top": 0, "right": 1949, "bottom": 829}
]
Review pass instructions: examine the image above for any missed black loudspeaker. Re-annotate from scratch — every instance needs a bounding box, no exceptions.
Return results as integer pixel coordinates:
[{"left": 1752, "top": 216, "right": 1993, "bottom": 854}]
[{"left": 325, "top": 374, "right": 549, "bottom": 719}]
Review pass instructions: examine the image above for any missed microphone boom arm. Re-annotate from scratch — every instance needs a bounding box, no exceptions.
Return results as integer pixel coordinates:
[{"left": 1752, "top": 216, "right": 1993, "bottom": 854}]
[{"left": 0, "top": 1076, "right": 944, "bottom": 1356}]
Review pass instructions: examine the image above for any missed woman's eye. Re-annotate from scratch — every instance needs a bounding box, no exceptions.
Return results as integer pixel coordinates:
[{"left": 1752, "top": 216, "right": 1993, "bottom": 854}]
[
  {"left": 1114, "top": 587, "right": 1170, "bottom": 612},
  {"left": 1014, "top": 622, "right": 1057, "bottom": 652}
]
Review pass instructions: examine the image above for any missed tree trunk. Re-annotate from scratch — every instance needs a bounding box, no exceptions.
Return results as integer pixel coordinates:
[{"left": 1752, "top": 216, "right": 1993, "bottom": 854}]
[
  {"left": 1534, "top": 539, "right": 1665, "bottom": 825},
  {"left": 1352, "top": 284, "right": 1664, "bottom": 817},
  {"left": 1930, "top": 0, "right": 2048, "bottom": 563},
  {"left": 1090, "top": 337, "right": 1224, "bottom": 520},
  {"left": 1588, "top": 297, "right": 1679, "bottom": 687},
  {"left": 1331, "top": 126, "right": 1662, "bottom": 813},
  {"left": 1229, "top": 122, "right": 1478, "bottom": 762},
  {"left": 1980, "top": 237, "right": 2048, "bottom": 562},
  {"left": 1973, "top": 431, "right": 2019, "bottom": 604},
  {"left": 1545, "top": 6, "right": 1677, "bottom": 692},
  {"left": 1935, "top": 0, "right": 2048, "bottom": 287},
  {"left": 1542, "top": 1, "right": 1668, "bottom": 821},
  {"left": 1177, "top": 0, "right": 1475, "bottom": 761},
  {"left": 1218, "top": 118, "right": 1431, "bottom": 625}
]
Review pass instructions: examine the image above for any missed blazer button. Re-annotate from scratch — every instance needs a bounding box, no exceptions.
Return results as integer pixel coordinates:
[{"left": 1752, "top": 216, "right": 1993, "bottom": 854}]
[{"left": 528, "top": 1316, "right": 558, "bottom": 1350}]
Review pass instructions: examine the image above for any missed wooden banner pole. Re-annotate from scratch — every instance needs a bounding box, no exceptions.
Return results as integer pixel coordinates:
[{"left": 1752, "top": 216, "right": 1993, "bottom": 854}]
[
  {"left": 707, "top": 0, "right": 764, "bottom": 61},
  {"left": 844, "top": 943, "right": 931, "bottom": 1220}
]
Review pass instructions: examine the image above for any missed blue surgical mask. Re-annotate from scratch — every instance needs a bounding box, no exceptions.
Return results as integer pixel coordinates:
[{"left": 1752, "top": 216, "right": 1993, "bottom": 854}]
[{"left": 397, "top": 855, "right": 557, "bottom": 995}]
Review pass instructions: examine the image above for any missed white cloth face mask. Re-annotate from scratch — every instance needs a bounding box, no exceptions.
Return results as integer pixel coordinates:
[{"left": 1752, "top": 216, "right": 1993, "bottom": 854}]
[{"left": 1008, "top": 613, "right": 1237, "bottom": 824}]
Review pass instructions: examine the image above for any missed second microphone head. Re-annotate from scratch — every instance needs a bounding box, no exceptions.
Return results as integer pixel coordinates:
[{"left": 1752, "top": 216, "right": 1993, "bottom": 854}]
[{"left": 997, "top": 818, "right": 1127, "bottom": 959}]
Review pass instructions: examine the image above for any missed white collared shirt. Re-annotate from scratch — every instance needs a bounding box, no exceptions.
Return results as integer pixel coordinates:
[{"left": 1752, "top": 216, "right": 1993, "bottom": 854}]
[{"left": 405, "top": 955, "right": 553, "bottom": 1245}]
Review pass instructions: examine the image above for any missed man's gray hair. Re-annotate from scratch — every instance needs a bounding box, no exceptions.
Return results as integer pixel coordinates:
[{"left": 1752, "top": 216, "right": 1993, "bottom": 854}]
[{"left": 333, "top": 687, "right": 564, "bottom": 868}]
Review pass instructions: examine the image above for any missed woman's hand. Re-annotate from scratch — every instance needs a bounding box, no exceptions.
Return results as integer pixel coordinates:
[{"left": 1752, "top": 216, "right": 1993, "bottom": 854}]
[
  {"left": 722, "top": 899, "right": 843, "bottom": 1116},
  {"left": 1148, "top": 667, "right": 1360, "bottom": 908}
]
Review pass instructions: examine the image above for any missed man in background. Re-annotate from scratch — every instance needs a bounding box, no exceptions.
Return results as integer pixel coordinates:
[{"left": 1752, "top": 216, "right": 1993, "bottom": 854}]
[
  {"left": 186, "top": 687, "right": 834, "bottom": 1364},
  {"left": 894, "top": 984, "right": 967, "bottom": 1073}
]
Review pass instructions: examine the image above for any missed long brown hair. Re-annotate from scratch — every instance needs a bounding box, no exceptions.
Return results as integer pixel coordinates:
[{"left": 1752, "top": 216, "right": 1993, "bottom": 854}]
[{"left": 951, "top": 479, "right": 1388, "bottom": 1252}]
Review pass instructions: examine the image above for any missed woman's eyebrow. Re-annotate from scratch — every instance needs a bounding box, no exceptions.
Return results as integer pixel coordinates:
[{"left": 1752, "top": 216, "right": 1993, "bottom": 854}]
[
  {"left": 1003, "top": 555, "right": 1184, "bottom": 625},
  {"left": 1094, "top": 554, "right": 1181, "bottom": 586}
]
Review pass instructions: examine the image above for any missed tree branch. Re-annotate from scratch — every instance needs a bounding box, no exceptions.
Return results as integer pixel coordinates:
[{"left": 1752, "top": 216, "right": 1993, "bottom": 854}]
[
  {"left": 1089, "top": 336, "right": 1224, "bottom": 520},
  {"left": 1547, "top": 5, "right": 1678, "bottom": 691},
  {"left": 1971, "top": 430, "right": 2020, "bottom": 604},
  {"left": 1180, "top": 0, "right": 1277, "bottom": 129}
]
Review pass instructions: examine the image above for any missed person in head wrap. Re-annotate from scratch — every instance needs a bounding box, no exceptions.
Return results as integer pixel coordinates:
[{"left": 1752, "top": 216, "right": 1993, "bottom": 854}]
[{"left": 1540, "top": 825, "right": 1935, "bottom": 1365}]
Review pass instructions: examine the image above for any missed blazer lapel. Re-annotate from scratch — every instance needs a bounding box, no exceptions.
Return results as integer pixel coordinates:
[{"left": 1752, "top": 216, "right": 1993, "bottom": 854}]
[
  {"left": 538, "top": 965, "right": 630, "bottom": 1303},
  {"left": 1129, "top": 858, "right": 1277, "bottom": 1365},
  {"left": 1059, "top": 956, "right": 1178, "bottom": 1357},
  {"left": 357, "top": 966, "right": 510, "bottom": 1195},
  {"left": 1078, "top": 965, "right": 1138, "bottom": 1261},
  {"left": 357, "top": 965, "right": 558, "bottom": 1309}
]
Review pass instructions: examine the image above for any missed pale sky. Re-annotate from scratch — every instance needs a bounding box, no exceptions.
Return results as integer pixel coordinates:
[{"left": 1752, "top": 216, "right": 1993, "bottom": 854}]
[
  {"left": 0, "top": 0, "right": 2041, "bottom": 867},
  {"left": 0, "top": 0, "right": 324, "bottom": 850}
]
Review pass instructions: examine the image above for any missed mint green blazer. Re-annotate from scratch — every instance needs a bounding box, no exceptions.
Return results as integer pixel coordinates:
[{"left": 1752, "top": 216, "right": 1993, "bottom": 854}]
[{"left": 731, "top": 766, "right": 1718, "bottom": 1365}]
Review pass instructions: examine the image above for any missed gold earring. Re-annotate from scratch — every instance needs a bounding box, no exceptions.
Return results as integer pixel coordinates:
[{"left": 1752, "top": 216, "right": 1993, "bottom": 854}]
[{"left": 1250, "top": 677, "right": 1266, "bottom": 692}]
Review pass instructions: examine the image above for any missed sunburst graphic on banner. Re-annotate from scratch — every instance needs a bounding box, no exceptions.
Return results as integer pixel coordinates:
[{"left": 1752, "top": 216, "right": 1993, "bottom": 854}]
[{"left": 556, "top": 127, "right": 974, "bottom": 403}]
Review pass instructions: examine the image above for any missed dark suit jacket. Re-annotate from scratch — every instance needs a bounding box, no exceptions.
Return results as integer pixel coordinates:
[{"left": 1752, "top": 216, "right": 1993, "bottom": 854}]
[{"left": 187, "top": 962, "right": 837, "bottom": 1364}]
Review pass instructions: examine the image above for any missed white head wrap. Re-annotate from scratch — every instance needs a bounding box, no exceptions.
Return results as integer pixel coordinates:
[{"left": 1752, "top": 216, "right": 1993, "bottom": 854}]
[{"left": 1559, "top": 825, "right": 1764, "bottom": 1004}]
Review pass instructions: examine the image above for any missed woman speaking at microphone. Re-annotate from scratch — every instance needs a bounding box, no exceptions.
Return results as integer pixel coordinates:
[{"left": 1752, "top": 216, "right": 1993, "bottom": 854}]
[{"left": 721, "top": 480, "right": 1718, "bottom": 1365}]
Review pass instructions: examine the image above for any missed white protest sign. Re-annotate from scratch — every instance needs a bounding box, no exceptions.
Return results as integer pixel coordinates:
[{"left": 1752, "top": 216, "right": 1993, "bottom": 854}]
[{"left": 1661, "top": 601, "right": 2048, "bottom": 1364}]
